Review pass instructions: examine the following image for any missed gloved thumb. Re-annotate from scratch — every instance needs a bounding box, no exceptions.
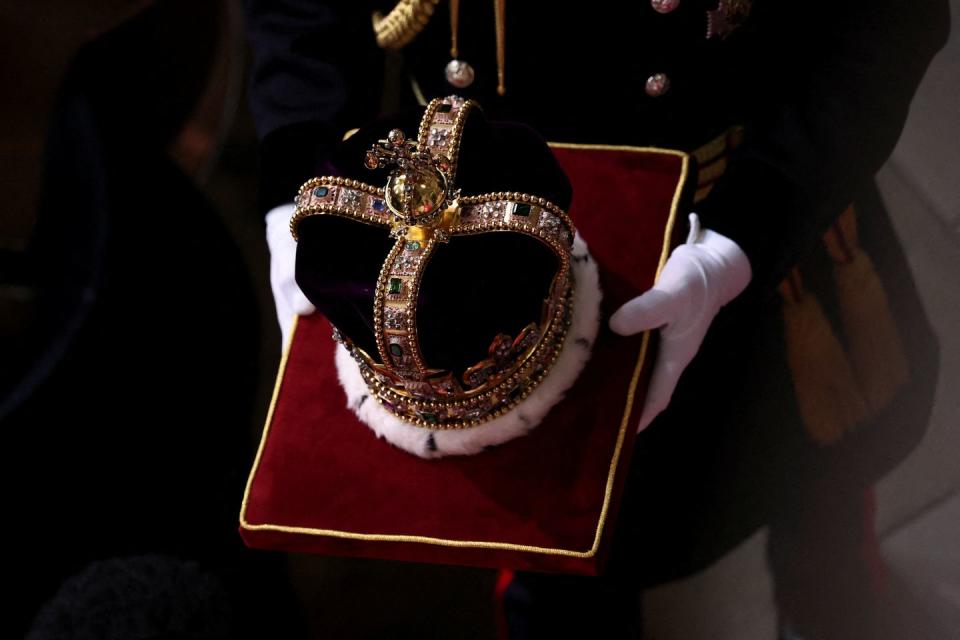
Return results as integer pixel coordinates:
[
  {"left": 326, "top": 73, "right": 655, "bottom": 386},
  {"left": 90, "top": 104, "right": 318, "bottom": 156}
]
[
  {"left": 291, "top": 288, "right": 316, "bottom": 316},
  {"left": 609, "top": 288, "right": 678, "bottom": 336}
]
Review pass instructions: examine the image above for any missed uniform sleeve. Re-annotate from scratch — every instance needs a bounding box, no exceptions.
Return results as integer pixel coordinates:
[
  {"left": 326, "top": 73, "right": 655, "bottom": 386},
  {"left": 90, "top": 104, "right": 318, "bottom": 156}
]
[
  {"left": 244, "top": 0, "right": 385, "bottom": 214},
  {"left": 695, "top": 0, "right": 950, "bottom": 297}
]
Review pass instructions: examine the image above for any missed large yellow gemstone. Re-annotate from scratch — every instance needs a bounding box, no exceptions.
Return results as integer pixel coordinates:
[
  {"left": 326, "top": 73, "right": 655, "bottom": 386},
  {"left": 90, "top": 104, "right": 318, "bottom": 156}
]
[{"left": 386, "top": 166, "right": 447, "bottom": 221}]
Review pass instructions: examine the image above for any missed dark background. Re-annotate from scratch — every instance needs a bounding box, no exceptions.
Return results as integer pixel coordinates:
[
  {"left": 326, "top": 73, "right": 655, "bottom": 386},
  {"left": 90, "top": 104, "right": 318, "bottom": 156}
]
[{"left": 0, "top": 1, "right": 956, "bottom": 639}]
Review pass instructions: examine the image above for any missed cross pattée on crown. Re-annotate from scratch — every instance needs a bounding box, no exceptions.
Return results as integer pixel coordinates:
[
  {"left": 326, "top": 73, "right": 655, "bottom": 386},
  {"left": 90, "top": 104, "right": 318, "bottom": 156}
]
[{"left": 365, "top": 128, "right": 425, "bottom": 172}]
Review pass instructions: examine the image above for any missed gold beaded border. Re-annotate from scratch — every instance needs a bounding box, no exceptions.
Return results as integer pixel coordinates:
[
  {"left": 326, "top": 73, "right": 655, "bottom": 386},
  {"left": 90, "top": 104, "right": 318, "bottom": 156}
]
[
  {"left": 350, "top": 281, "right": 573, "bottom": 429},
  {"left": 351, "top": 189, "right": 576, "bottom": 429},
  {"left": 459, "top": 191, "right": 575, "bottom": 242},
  {"left": 418, "top": 96, "right": 477, "bottom": 183},
  {"left": 366, "top": 96, "right": 477, "bottom": 383},
  {"left": 290, "top": 184, "right": 577, "bottom": 429},
  {"left": 287, "top": 99, "right": 578, "bottom": 430},
  {"left": 290, "top": 177, "right": 390, "bottom": 239},
  {"left": 372, "top": 235, "right": 437, "bottom": 379},
  {"left": 401, "top": 238, "right": 435, "bottom": 375}
]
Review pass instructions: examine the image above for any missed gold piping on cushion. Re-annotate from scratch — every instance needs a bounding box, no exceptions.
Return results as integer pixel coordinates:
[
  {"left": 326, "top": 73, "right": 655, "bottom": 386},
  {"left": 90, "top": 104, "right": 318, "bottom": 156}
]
[{"left": 238, "top": 145, "right": 689, "bottom": 557}]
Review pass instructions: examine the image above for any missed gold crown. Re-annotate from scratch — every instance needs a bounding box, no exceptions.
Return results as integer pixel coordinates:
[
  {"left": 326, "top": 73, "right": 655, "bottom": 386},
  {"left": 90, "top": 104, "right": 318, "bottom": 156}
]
[{"left": 291, "top": 96, "right": 576, "bottom": 429}]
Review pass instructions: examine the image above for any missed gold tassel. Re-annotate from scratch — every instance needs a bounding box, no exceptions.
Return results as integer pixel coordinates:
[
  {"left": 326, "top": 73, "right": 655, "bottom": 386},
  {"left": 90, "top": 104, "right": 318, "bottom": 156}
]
[
  {"left": 779, "top": 268, "right": 869, "bottom": 446},
  {"left": 824, "top": 206, "right": 910, "bottom": 413},
  {"left": 493, "top": 0, "right": 507, "bottom": 95}
]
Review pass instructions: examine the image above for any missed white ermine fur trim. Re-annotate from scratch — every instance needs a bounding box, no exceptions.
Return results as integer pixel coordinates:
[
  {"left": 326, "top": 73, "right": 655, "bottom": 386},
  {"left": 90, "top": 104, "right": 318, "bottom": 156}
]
[{"left": 334, "top": 232, "right": 602, "bottom": 458}]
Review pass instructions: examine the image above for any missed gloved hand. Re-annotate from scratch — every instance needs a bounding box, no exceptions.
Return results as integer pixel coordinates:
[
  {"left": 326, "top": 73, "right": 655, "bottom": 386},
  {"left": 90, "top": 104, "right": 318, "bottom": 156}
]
[
  {"left": 265, "top": 203, "right": 316, "bottom": 348},
  {"left": 609, "top": 213, "right": 752, "bottom": 432}
]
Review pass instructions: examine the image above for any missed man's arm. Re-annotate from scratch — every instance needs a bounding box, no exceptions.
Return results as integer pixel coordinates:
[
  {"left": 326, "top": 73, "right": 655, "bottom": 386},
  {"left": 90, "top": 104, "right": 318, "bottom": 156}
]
[{"left": 244, "top": 0, "right": 385, "bottom": 214}]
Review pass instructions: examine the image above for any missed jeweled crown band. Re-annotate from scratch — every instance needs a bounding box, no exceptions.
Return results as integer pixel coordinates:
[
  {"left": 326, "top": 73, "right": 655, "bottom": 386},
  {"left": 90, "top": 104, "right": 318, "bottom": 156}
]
[
  {"left": 290, "top": 96, "right": 577, "bottom": 429},
  {"left": 291, "top": 181, "right": 574, "bottom": 249},
  {"left": 290, "top": 179, "right": 389, "bottom": 239}
]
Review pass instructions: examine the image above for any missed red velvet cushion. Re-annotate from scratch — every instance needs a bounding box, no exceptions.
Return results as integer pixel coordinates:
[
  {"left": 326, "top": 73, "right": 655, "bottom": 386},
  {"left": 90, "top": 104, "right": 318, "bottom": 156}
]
[{"left": 240, "top": 144, "right": 690, "bottom": 575}]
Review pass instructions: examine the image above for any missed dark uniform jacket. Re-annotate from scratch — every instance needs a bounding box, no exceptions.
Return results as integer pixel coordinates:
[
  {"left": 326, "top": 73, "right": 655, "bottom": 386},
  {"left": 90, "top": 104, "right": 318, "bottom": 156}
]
[{"left": 243, "top": 0, "right": 947, "bottom": 583}]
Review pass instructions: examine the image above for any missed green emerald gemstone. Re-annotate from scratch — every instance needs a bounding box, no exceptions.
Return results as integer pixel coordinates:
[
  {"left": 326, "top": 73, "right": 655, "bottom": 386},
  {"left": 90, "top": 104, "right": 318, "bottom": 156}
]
[
  {"left": 313, "top": 186, "right": 329, "bottom": 198},
  {"left": 419, "top": 411, "right": 437, "bottom": 423},
  {"left": 389, "top": 278, "right": 403, "bottom": 294},
  {"left": 437, "top": 103, "right": 453, "bottom": 113},
  {"left": 513, "top": 203, "right": 532, "bottom": 217},
  {"left": 389, "top": 343, "right": 403, "bottom": 357},
  {"left": 405, "top": 241, "right": 421, "bottom": 251}
]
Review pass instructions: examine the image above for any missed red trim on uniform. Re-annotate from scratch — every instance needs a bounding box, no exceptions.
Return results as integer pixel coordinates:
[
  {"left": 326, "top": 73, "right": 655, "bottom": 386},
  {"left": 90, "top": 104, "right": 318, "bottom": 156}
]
[
  {"left": 494, "top": 569, "right": 515, "bottom": 640},
  {"left": 861, "top": 488, "right": 890, "bottom": 595}
]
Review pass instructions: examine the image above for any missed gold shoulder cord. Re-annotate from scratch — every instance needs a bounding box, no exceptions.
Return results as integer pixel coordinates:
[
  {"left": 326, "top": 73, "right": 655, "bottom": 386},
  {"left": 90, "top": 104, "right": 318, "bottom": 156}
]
[
  {"left": 373, "top": 0, "right": 440, "bottom": 49},
  {"left": 290, "top": 96, "right": 575, "bottom": 430},
  {"left": 374, "top": 0, "right": 509, "bottom": 96}
]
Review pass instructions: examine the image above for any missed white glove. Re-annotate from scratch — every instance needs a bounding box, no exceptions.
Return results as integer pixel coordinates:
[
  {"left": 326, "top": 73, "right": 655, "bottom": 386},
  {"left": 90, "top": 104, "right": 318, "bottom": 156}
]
[
  {"left": 265, "top": 203, "right": 316, "bottom": 348},
  {"left": 609, "top": 213, "right": 752, "bottom": 432}
]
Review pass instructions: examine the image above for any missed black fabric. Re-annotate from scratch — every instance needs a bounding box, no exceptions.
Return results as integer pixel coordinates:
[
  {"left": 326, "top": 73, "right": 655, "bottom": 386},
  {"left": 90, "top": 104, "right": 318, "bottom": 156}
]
[
  {"left": 245, "top": 0, "right": 386, "bottom": 213},
  {"left": 295, "top": 107, "right": 566, "bottom": 375},
  {"left": 5, "top": 7, "right": 308, "bottom": 639},
  {"left": 26, "top": 556, "right": 234, "bottom": 640},
  {"left": 503, "top": 571, "right": 643, "bottom": 639}
]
